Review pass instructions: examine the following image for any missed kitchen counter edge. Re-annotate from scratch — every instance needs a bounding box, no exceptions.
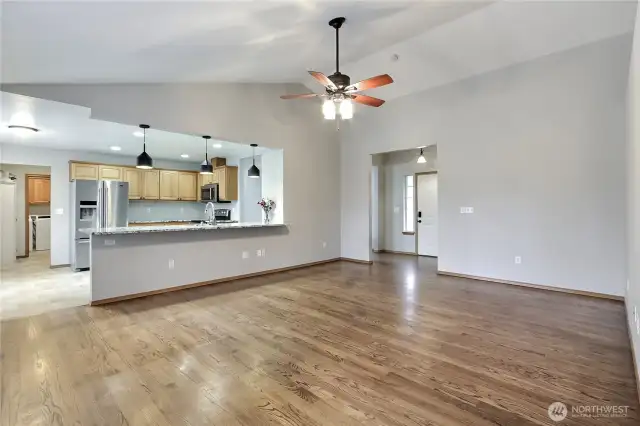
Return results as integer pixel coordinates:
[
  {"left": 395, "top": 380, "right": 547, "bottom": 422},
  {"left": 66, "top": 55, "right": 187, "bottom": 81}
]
[{"left": 80, "top": 222, "right": 287, "bottom": 236}]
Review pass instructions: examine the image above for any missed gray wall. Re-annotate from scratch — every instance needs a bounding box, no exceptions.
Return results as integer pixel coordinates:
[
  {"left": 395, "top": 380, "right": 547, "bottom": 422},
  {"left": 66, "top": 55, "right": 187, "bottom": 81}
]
[
  {"left": 341, "top": 34, "right": 630, "bottom": 296},
  {"left": 0, "top": 163, "right": 51, "bottom": 256},
  {"left": 2, "top": 82, "right": 341, "bottom": 268},
  {"left": 626, "top": 6, "right": 640, "bottom": 389}
]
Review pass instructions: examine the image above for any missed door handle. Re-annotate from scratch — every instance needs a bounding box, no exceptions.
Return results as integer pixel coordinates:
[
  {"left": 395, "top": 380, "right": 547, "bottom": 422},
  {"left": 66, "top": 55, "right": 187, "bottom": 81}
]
[
  {"left": 418, "top": 211, "right": 422, "bottom": 218},
  {"left": 417, "top": 220, "right": 422, "bottom": 223}
]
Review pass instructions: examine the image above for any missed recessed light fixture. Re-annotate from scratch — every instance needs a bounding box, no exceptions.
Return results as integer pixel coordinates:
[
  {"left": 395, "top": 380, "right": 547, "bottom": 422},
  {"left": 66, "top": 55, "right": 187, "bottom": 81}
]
[
  {"left": 110, "top": 146, "right": 122, "bottom": 151},
  {"left": 180, "top": 154, "right": 189, "bottom": 158},
  {"left": 133, "top": 131, "right": 144, "bottom": 138},
  {"left": 213, "top": 143, "right": 222, "bottom": 149}
]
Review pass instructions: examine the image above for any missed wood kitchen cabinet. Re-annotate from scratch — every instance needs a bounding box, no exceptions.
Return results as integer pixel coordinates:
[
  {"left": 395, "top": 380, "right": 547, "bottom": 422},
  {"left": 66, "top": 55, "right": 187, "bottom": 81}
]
[
  {"left": 159, "top": 170, "right": 179, "bottom": 200},
  {"left": 217, "top": 166, "right": 238, "bottom": 201},
  {"left": 98, "top": 165, "right": 124, "bottom": 181},
  {"left": 141, "top": 170, "right": 160, "bottom": 200},
  {"left": 178, "top": 172, "right": 197, "bottom": 201},
  {"left": 123, "top": 168, "right": 141, "bottom": 199},
  {"left": 28, "top": 176, "right": 51, "bottom": 204},
  {"left": 71, "top": 163, "right": 99, "bottom": 180}
]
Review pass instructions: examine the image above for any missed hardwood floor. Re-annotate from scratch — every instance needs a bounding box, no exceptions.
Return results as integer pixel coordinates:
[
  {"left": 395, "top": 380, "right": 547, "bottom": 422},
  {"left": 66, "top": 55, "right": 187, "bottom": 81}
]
[{"left": 1, "top": 254, "right": 638, "bottom": 425}]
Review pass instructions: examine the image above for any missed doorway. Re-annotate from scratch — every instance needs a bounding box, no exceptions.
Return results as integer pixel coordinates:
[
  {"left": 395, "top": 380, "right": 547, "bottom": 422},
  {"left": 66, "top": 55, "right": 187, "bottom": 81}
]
[
  {"left": 25, "top": 174, "right": 51, "bottom": 258},
  {"left": 416, "top": 172, "right": 438, "bottom": 257}
]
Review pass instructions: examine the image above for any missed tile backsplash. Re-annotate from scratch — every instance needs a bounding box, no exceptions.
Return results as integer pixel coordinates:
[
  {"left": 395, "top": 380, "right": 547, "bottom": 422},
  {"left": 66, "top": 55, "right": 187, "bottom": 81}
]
[{"left": 128, "top": 201, "right": 239, "bottom": 222}]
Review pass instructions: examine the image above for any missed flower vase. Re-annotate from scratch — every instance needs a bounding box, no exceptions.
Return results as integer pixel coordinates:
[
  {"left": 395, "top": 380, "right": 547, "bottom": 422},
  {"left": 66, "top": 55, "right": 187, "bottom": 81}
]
[{"left": 263, "top": 210, "right": 271, "bottom": 224}]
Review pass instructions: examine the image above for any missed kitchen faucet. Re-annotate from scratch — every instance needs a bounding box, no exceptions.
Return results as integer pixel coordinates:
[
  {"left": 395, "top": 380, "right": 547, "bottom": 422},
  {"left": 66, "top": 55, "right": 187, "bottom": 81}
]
[{"left": 204, "top": 202, "right": 216, "bottom": 224}]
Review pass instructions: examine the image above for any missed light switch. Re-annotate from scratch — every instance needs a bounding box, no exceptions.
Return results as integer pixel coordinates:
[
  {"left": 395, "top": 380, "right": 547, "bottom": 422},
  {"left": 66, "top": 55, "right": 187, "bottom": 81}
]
[
  {"left": 394, "top": 206, "right": 400, "bottom": 214},
  {"left": 54, "top": 208, "right": 64, "bottom": 215},
  {"left": 104, "top": 239, "right": 115, "bottom": 246}
]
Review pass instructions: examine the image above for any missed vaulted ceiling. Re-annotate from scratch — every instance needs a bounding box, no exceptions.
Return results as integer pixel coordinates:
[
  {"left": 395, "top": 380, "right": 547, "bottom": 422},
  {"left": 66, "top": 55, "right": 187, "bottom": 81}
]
[{"left": 1, "top": 1, "right": 636, "bottom": 102}]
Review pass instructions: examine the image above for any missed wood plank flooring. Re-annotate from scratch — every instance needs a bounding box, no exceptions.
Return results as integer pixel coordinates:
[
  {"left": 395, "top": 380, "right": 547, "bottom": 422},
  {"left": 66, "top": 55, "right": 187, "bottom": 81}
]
[{"left": 1, "top": 254, "right": 638, "bottom": 425}]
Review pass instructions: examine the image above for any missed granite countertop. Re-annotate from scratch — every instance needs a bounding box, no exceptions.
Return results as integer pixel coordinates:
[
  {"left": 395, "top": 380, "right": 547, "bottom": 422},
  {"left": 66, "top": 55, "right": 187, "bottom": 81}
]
[
  {"left": 80, "top": 222, "right": 285, "bottom": 236},
  {"left": 129, "top": 219, "right": 238, "bottom": 224}
]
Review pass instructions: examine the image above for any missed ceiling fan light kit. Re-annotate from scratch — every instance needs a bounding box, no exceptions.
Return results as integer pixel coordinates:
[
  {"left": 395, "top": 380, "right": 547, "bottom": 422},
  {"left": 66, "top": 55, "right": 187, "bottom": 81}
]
[{"left": 280, "top": 16, "right": 394, "bottom": 121}]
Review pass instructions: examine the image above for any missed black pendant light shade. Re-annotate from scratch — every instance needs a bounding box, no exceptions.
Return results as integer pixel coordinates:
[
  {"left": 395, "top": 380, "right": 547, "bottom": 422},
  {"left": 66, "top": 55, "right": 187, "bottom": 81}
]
[
  {"left": 136, "top": 124, "right": 153, "bottom": 169},
  {"left": 200, "top": 135, "right": 213, "bottom": 174},
  {"left": 248, "top": 143, "right": 260, "bottom": 178}
]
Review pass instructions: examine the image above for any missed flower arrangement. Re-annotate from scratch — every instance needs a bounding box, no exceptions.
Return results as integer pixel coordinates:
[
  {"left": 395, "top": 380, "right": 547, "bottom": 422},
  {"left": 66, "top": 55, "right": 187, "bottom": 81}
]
[{"left": 257, "top": 198, "right": 276, "bottom": 223}]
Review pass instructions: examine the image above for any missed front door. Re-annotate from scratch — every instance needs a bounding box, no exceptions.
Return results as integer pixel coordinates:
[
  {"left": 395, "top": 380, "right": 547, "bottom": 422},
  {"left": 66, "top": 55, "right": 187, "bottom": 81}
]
[{"left": 417, "top": 173, "right": 438, "bottom": 256}]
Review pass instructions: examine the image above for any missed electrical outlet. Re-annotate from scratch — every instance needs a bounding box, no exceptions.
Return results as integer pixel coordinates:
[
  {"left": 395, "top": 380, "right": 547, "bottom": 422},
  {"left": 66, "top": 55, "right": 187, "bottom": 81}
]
[
  {"left": 460, "top": 207, "right": 466, "bottom": 214},
  {"left": 256, "top": 249, "right": 262, "bottom": 257},
  {"left": 168, "top": 259, "right": 175, "bottom": 269},
  {"left": 468, "top": 207, "right": 474, "bottom": 213},
  {"left": 322, "top": 241, "right": 327, "bottom": 248},
  {"left": 104, "top": 239, "right": 115, "bottom": 246},
  {"left": 242, "top": 251, "right": 249, "bottom": 259},
  {"left": 147, "top": 207, "right": 151, "bottom": 213},
  {"left": 262, "top": 248, "right": 266, "bottom": 257},
  {"left": 394, "top": 206, "right": 400, "bottom": 214},
  {"left": 514, "top": 256, "right": 522, "bottom": 265}
]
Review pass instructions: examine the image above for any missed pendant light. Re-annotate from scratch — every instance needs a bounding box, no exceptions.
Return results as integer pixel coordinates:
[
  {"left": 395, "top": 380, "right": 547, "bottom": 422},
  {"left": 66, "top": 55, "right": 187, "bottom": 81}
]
[
  {"left": 248, "top": 143, "right": 260, "bottom": 178},
  {"left": 200, "top": 135, "right": 213, "bottom": 174},
  {"left": 136, "top": 124, "right": 153, "bottom": 169},
  {"left": 417, "top": 147, "right": 426, "bottom": 164}
]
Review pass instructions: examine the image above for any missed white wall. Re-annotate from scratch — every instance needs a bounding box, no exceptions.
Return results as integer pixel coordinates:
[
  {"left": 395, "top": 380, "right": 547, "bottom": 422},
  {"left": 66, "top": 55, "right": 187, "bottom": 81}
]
[
  {"left": 379, "top": 147, "right": 438, "bottom": 253},
  {"left": 626, "top": 5, "right": 640, "bottom": 388},
  {"left": 0, "top": 144, "right": 200, "bottom": 265},
  {"left": 341, "top": 34, "right": 630, "bottom": 296},
  {"left": 260, "top": 149, "right": 284, "bottom": 224},
  {"left": 2, "top": 82, "right": 341, "bottom": 268},
  {"left": 0, "top": 163, "right": 51, "bottom": 256}
]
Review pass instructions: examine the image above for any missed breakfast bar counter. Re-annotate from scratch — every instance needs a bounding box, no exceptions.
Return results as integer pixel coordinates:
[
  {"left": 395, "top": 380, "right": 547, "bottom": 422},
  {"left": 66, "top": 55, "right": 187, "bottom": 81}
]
[{"left": 85, "top": 222, "right": 290, "bottom": 304}]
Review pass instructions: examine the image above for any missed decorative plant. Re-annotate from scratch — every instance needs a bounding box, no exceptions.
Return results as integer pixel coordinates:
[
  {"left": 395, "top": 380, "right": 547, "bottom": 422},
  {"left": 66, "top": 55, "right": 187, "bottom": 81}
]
[
  {"left": 257, "top": 198, "right": 276, "bottom": 223},
  {"left": 257, "top": 198, "right": 276, "bottom": 213}
]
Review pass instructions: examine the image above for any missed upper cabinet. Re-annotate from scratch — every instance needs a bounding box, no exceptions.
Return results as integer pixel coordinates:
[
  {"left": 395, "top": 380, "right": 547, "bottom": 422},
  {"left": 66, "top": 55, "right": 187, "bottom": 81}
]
[
  {"left": 98, "top": 165, "right": 124, "bottom": 181},
  {"left": 28, "top": 176, "right": 51, "bottom": 204},
  {"left": 69, "top": 161, "right": 201, "bottom": 202},
  {"left": 217, "top": 166, "right": 238, "bottom": 201},
  {"left": 141, "top": 170, "right": 160, "bottom": 200},
  {"left": 123, "top": 168, "right": 141, "bottom": 199},
  {"left": 159, "top": 170, "right": 180, "bottom": 200},
  {"left": 178, "top": 172, "right": 197, "bottom": 201},
  {"left": 71, "top": 163, "right": 99, "bottom": 180}
]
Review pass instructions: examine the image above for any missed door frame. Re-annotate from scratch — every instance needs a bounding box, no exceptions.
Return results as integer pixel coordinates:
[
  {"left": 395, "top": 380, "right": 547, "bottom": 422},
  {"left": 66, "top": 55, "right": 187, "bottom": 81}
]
[
  {"left": 414, "top": 171, "right": 438, "bottom": 257},
  {"left": 24, "top": 174, "right": 51, "bottom": 258}
]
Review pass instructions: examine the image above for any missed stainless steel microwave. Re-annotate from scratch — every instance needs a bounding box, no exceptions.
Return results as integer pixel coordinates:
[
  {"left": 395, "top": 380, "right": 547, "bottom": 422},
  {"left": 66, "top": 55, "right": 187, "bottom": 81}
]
[{"left": 201, "top": 184, "right": 230, "bottom": 203}]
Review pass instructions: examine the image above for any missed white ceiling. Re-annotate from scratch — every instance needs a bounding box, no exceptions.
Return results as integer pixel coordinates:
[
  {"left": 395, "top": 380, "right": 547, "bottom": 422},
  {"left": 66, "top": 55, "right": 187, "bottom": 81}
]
[
  {"left": 0, "top": 92, "right": 269, "bottom": 162},
  {"left": 0, "top": 0, "right": 635, "bottom": 103},
  {"left": 1, "top": 1, "right": 490, "bottom": 85}
]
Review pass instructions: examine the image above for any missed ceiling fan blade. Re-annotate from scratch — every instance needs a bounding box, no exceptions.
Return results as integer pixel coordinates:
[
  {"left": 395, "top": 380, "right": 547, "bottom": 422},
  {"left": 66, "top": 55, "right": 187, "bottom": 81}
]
[
  {"left": 308, "top": 71, "right": 337, "bottom": 90},
  {"left": 280, "top": 93, "right": 319, "bottom": 99},
  {"left": 352, "top": 94, "right": 385, "bottom": 107},
  {"left": 346, "top": 74, "right": 394, "bottom": 92}
]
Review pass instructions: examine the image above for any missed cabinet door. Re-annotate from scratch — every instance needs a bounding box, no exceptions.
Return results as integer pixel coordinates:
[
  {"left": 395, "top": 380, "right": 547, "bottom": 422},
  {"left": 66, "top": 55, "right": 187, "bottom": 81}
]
[
  {"left": 29, "top": 178, "right": 51, "bottom": 204},
  {"left": 99, "top": 165, "right": 124, "bottom": 181},
  {"left": 141, "top": 170, "right": 160, "bottom": 200},
  {"left": 40, "top": 178, "right": 51, "bottom": 203},
  {"left": 216, "top": 168, "right": 226, "bottom": 198},
  {"left": 178, "top": 172, "right": 197, "bottom": 201},
  {"left": 71, "top": 163, "right": 98, "bottom": 180},
  {"left": 159, "top": 170, "right": 179, "bottom": 200},
  {"left": 211, "top": 169, "right": 219, "bottom": 184},
  {"left": 124, "top": 168, "right": 141, "bottom": 199}
]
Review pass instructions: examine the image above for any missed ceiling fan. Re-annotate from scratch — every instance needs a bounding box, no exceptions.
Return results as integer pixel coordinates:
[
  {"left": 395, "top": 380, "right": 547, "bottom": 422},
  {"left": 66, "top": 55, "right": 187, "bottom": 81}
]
[{"left": 280, "top": 17, "right": 394, "bottom": 120}]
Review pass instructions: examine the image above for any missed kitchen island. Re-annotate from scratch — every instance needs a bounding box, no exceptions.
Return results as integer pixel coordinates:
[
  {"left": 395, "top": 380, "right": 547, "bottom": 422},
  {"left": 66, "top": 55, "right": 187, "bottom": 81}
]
[{"left": 81, "top": 222, "right": 290, "bottom": 304}]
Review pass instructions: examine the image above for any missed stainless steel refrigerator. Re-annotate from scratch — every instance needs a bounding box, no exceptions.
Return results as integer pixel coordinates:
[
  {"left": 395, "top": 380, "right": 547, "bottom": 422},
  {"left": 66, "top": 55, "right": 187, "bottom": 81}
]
[{"left": 71, "top": 180, "right": 129, "bottom": 271}]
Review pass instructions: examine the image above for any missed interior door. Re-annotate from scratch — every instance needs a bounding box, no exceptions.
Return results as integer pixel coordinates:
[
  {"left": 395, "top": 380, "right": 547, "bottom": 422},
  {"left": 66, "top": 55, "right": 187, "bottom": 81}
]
[{"left": 417, "top": 173, "right": 438, "bottom": 256}]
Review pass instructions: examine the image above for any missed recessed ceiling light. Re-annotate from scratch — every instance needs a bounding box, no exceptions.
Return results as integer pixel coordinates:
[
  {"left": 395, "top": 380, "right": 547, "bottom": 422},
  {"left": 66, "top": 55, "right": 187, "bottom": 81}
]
[
  {"left": 110, "top": 146, "right": 122, "bottom": 151},
  {"left": 180, "top": 154, "right": 189, "bottom": 158},
  {"left": 213, "top": 143, "right": 222, "bottom": 149},
  {"left": 133, "top": 131, "right": 144, "bottom": 137}
]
